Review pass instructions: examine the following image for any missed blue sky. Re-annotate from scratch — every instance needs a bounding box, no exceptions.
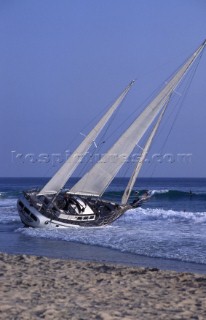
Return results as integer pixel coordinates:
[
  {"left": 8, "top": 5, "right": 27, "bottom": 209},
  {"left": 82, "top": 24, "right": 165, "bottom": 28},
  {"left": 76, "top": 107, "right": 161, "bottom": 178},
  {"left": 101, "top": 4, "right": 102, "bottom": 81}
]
[{"left": 0, "top": 0, "right": 206, "bottom": 178}]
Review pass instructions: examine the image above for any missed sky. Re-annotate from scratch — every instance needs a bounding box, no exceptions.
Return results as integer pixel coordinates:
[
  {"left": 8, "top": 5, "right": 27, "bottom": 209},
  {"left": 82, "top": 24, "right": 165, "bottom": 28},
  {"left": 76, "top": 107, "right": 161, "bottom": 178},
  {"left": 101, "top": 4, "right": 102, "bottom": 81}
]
[{"left": 0, "top": 0, "right": 206, "bottom": 178}]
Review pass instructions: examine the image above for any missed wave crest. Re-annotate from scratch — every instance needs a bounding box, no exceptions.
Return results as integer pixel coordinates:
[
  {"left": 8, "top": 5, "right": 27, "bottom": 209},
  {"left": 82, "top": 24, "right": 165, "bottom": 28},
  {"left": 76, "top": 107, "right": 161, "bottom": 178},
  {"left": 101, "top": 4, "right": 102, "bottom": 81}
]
[{"left": 120, "top": 207, "right": 206, "bottom": 224}]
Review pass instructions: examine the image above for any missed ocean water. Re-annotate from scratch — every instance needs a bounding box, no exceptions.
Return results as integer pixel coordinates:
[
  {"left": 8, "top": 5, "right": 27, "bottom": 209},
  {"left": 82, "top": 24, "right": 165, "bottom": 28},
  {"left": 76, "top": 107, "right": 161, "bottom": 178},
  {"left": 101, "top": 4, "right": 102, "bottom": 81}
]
[{"left": 1, "top": 177, "right": 206, "bottom": 271}]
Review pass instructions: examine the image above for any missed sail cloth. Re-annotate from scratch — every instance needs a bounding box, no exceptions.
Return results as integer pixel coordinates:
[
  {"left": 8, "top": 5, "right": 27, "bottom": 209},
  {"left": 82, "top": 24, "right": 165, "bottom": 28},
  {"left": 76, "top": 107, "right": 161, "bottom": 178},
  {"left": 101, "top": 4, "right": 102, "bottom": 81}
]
[
  {"left": 70, "top": 40, "right": 206, "bottom": 197},
  {"left": 39, "top": 80, "right": 135, "bottom": 195},
  {"left": 121, "top": 100, "right": 168, "bottom": 205}
]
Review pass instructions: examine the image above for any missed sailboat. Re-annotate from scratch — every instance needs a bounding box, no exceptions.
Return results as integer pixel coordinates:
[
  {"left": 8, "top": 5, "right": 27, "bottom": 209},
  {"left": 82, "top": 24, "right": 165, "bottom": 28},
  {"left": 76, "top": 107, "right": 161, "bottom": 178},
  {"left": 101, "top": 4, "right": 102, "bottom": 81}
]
[{"left": 17, "top": 40, "right": 206, "bottom": 228}]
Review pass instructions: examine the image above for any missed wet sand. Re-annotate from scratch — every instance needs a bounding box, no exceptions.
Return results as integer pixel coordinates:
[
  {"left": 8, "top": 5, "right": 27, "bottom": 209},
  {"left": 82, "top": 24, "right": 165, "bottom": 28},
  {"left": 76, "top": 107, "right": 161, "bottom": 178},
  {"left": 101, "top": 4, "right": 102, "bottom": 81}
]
[{"left": 0, "top": 253, "right": 206, "bottom": 320}]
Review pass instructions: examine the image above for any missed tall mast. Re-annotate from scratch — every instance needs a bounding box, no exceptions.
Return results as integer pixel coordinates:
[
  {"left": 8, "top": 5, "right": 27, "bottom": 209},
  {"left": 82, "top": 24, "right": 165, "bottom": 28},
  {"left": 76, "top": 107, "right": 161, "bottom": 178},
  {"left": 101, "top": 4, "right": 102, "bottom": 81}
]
[
  {"left": 121, "top": 39, "right": 206, "bottom": 204},
  {"left": 39, "top": 80, "right": 135, "bottom": 195}
]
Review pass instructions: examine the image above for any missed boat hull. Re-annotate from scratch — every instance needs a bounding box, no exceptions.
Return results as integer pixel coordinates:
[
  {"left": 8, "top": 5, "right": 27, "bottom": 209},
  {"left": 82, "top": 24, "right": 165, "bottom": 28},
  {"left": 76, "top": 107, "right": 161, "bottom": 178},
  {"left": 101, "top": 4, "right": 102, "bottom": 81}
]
[{"left": 17, "top": 193, "right": 129, "bottom": 228}]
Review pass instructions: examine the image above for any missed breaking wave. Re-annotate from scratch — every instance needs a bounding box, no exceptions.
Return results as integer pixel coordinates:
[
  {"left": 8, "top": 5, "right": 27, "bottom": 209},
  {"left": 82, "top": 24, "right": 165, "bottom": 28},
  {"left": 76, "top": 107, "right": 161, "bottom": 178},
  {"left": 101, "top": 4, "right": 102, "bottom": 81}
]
[
  {"left": 120, "top": 207, "right": 206, "bottom": 224},
  {"left": 16, "top": 206, "right": 206, "bottom": 264}
]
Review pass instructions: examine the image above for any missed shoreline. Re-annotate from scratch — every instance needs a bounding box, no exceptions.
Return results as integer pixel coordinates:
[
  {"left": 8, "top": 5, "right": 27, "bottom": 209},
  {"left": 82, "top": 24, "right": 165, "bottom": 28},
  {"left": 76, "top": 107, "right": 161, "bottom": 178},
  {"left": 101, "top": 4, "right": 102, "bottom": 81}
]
[
  {"left": 0, "top": 252, "right": 206, "bottom": 319},
  {"left": 1, "top": 225, "right": 206, "bottom": 274},
  {"left": 1, "top": 224, "right": 206, "bottom": 275}
]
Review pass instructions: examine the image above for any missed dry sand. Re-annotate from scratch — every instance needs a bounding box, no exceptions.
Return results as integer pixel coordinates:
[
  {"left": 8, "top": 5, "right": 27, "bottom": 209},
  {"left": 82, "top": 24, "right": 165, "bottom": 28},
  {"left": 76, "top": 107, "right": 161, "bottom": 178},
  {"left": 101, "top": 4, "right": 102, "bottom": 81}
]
[{"left": 0, "top": 253, "right": 206, "bottom": 320}]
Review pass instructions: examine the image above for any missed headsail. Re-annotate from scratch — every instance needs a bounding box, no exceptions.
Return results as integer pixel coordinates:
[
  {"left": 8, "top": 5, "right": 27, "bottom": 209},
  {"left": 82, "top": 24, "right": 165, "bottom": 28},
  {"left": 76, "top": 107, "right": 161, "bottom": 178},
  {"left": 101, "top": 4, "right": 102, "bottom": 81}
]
[
  {"left": 121, "top": 99, "right": 168, "bottom": 205},
  {"left": 70, "top": 40, "right": 206, "bottom": 197},
  {"left": 39, "top": 80, "right": 135, "bottom": 195}
]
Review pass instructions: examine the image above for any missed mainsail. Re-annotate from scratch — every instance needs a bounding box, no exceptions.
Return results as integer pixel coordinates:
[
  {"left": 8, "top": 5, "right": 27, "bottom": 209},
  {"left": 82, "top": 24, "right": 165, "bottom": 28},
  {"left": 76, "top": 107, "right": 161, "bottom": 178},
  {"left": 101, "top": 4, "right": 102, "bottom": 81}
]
[
  {"left": 39, "top": 80, "right": 135, "bottom": 195},
  {"left": 70, "top": 40, "right": 206, "bottom": 197}
]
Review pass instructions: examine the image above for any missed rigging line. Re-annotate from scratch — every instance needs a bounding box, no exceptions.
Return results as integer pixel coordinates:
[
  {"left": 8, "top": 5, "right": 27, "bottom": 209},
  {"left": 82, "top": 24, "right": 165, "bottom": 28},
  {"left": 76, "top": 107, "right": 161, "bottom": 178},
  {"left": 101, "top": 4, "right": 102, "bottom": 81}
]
[
  {"left": 137, "top": 42, "right": 204, "bottom": 88},
  {"left": 93, "top": 101, "right": 123, "bottom": 155},
  {"left": 160, "top": 56, "right": 202, "bottom": 152},
  {"left": 101, "top": 83, "right": 165, "bottom": 144},
  {"left": 118, "top": 45, "right": 205, "bottom": 145},
  {"left": 75, "top": 80, "right": 135, "bottom": 147},
  {"left": 149, "top": 57, "right": 202, "bottom": 178},
  {"left": 156, "top": 54, "right": 202, "bottom": 154}
]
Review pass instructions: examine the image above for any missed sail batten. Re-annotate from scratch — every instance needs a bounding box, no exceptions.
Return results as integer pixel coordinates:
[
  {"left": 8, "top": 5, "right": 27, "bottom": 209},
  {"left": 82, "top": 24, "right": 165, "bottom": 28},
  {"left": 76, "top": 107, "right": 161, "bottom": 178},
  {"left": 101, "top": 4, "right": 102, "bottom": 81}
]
[
  {"left": 39, "top": 80, "right": 135, "bottom": 195},
  {"left": 70, "top": 41, "right": 206, "bottom": 198}
]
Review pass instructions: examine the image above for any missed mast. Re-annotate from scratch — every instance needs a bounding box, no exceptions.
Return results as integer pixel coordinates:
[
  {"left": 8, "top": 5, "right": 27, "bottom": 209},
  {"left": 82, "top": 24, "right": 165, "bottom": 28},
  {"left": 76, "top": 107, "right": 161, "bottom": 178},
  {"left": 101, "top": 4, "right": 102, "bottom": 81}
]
[
  {"left": 121, "top": 100, "right": 168, "bottom": 205},
  {"left": 69, "top": 40, "right": 206, "bottom": 197},
  {"left": 122, "top": 39, "right": 206, "bottom": 204},
  {"left": 39, "top": 80, "right": 135, "bottom": 195}
]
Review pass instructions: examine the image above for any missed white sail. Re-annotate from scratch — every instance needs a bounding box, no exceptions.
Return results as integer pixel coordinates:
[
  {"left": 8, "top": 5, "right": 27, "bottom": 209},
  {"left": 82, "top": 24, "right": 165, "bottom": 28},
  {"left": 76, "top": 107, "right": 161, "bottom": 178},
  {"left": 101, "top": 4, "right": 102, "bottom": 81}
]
[
  {"left": 121, "top": 101, "right": 168, "bottom": 205},
  {"left": 70, "top": 40, "right": 206, "bottom": 197},
  {"left": 39, "top": 80, "right": 135, "bottom": 195}
]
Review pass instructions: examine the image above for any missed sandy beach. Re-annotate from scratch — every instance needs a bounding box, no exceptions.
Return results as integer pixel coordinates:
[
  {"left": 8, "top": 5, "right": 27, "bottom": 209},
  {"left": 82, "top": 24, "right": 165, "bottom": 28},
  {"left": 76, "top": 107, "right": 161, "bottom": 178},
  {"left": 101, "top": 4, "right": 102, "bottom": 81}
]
[{"left": 0, "top": 253, "right": 206, "bottom": 319}]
